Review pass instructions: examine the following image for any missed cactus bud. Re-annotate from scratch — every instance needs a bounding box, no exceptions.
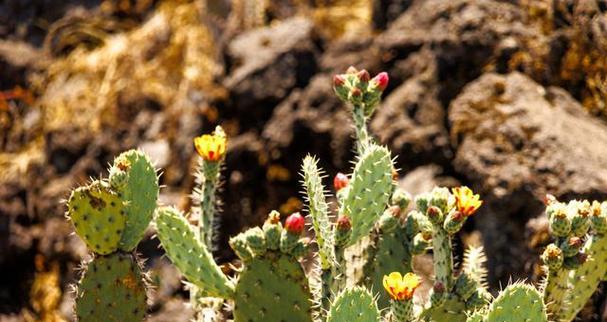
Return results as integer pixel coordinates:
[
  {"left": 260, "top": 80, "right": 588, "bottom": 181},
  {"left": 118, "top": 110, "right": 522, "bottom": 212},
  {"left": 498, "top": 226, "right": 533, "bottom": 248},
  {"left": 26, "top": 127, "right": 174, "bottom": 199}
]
[
  {"left": 563, "top": 252, "right": 588, "bottom": 270},
  {"left": 541, "top": 243, "right": 563, "bottom": 270},
  {"left": 379, "top": 206, "right": 401, "bottom": 232},
  {"left": 444, "top": 210, "right": 466, "bottom": 234},
  {"left": 333, "top": 74, "right": 346, "bottom": 87},
  {"left": 284, "top": 212, "right": 305, "bottom": 235},
  {"left": 549, "top": 207, "right": 571, "bottom": 237},
  {"left": 430, "top": 282, "right": 446, "bottom": 307},
  {"left": 245, "top": 227, "right": 267, "bottom": 256},
  {"left": 591, "top": 201, "right": 607, "bottom": 234},
  {"left": 370, "top": 72, "right": 389, "bottom": 91},
  {"left": 410, "top": 233, "right": 430, "bottom": 255},
  {"left": 560, "top": 236, "right": 584, "bottom": 257},
  {"left": 291, "top": 237, "right": 310, "bottom": 258},
  {"left": 350, "top": 87, "right": 362, "bottom": 97},
  {"left": 426, "top": 206, "right": 444, "bottom": 225},
  {"left": 346, "top": 66, "right": 358, "bottom": 74},
  {"left": 335, "top": 215, "right": 352, "bottom": 247},
  {"left": 333, "top": 172, "right": 349, "bottom": 191},
  {"left": 230, "top": 234, "right": 254, "bottom": 262},
  {"left": 356, "top": 69, "right": 370, "bottom": 82},
  {"left": 571, "top": 201, "right": 591, "bottom": 237},
  {"left": 391, "top": 188, "right": 411, "bottom": 210},
  {"left": 415, "top": 193, "right": 431, "bottom": 215}
]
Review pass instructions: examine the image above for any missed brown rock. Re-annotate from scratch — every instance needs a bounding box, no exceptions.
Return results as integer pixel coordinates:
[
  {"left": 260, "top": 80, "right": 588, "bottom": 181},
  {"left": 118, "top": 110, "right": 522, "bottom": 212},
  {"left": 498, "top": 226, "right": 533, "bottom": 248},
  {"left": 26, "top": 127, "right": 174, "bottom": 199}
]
[{"left": 450, "top": 72, "right": 607, "bottom": 284}]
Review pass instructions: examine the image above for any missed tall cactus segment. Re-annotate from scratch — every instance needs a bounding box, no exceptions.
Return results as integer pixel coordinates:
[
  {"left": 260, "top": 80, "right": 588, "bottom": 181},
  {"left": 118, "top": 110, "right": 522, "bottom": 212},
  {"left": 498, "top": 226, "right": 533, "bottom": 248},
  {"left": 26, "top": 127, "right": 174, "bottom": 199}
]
[
  {"left": 301, "top": 155, "right": 335, "bottom": 269},
  {"left": 327, "top": 287, "right": 380, "bottom": 322},
  {"left": 109, "top": 150, "right": 159, "bottom": 251},
  {"left": 155, "top": 206, "right": 235, "bottom": 299},
  {"left": 480, "top": 284, "right": 547, "bottom": 322},
  {"left": 67, "top": 181, "right": 126, "bottom": 255},
  {"left": 66, "top": 149, "right": 159, "bottom": 322},
  {"left": 340, "top": 143, "right": 393, "bottom": 246},
  {"left": 192, "top": 126, "right": 227, "bottom": 249},
  {"left": 75, "top": 253, "right": 147, "bottom": 322}
]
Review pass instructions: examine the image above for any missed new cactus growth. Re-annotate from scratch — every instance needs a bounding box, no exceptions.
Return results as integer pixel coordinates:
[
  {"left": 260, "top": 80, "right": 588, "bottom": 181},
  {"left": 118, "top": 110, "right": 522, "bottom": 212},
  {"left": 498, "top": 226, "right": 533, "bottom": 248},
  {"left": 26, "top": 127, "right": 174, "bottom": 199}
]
[{"left": 66, "top": 149, "right": 159, "bottom": 322}]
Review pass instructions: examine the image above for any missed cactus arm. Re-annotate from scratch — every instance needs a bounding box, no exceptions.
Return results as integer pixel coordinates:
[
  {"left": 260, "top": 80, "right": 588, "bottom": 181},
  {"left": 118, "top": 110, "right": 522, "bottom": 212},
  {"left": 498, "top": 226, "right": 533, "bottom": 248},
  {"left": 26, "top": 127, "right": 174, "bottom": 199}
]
[
  {"left": 462, "top": 246, "right": 488, "bottom": 289},
  {"left": 432, "top": 226, "right": 454, "bottom": 290},
  {"left": 108, "top": 149, "right": 159, "bottom": 252},
  {"left": 561, "top": 235, "right": 607, "bottom": 321},
  {"left": 193, "top": 159, "right": 221, "bottom": 249},
  {"left": 352, "top": 104, "right": 371, "bottom": 155},
  {"left": 155, "top": 206, "right": 234, "bottom": 299},
  {"left": 301, "top": 155, "right": 336, "bottom": 269},
  {"left": 327, "top": 287, "right": 380, "bottom": 322},
  {"left": 340, "top": 144, "right": 393, "bottom": 246}
]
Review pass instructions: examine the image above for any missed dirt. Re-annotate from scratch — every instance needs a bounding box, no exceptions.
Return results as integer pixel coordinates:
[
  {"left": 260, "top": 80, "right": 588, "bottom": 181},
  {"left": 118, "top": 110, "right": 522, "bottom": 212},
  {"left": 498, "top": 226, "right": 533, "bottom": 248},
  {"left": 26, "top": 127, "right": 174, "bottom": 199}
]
[{"left": 3, "top": 0, "right": 607, "bottom": 321}]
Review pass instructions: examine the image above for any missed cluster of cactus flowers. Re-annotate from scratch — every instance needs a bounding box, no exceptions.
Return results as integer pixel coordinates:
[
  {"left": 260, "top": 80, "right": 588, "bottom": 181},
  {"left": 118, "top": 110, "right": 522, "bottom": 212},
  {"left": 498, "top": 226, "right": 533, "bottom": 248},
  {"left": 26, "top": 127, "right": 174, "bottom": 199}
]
[{"left": 63, "top": 67, "right": 607, "bottom": 322}]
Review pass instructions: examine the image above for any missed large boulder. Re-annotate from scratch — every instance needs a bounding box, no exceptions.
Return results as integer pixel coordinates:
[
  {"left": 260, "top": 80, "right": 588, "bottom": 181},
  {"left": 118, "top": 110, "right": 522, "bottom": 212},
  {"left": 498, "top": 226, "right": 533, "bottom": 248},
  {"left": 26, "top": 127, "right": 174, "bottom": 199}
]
[{"left": 450, "top": 72, "right": 607, "bottom": 284}]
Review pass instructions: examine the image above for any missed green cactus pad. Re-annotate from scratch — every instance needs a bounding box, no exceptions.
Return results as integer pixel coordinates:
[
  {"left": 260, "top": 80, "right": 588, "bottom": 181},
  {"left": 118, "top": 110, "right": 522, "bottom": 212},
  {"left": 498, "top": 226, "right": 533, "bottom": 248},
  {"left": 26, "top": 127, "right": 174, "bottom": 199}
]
[
  {"left": 155, "top": 207, "right": 234, "bottom": 299},
  {"left": 363, "top": 227, "right": 412, "bottom": 309},
  {"left": 421, "top": 294, "right": 467, "bottom": 322},
  {"left": 301, "top": 155, "right": 335, "bottom": 270},
  {"left": 67, "top": 181, "right": 126, "bottom": 255},
  {"left": 75, "top": 253, "right": 147, "bottom": 322},
  {"left": 109, "top": 150, "right": 159, "bottom": 251},
  {"left": 340, "top": 144, "right": 393, "bottom": 246},
  {"left": 327, "top": 287, "right": 380, "bottom": 322},
  {"left": 234, "top": 251, "right": 313, "bottom": 322},
  {"left": 561, "top": 235, "right": 607, "bottom": 321},
  {"left": 484, "top": 284, "right": 547, "bottom": 322}
]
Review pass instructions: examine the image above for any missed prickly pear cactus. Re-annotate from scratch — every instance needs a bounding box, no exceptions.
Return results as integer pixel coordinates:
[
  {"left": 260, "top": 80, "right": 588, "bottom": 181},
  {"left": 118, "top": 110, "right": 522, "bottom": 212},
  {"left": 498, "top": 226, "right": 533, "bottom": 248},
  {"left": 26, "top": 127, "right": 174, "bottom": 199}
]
[
  {"left": 340, "top": 143, "right": 393, "bottom": 246},
  {"left": 562, "top": 234, "right": 607, "bottom": 321},
  {"left": 67, "top": 181, "right": 126, "bottom": 255},
  {"left": 327, "top": 287, "right": 380, "bottom": 322},
  {"left": 109, "top": 150, "right": 159, "bottom": 251},
  {"left": 233, "top": 252, "right": 313, "bottom": 322},
  {"left": 75, "top": 253, "right": 147, "bottom": 322},
  {"left": 155, "top": 207, "right": 235, "bottom": 299},
  {"left": 480, "top": 284, "right": 547, "bottom": 322},
  {"left": 231, "top": 214, "right": 313, "bottom": 322}
]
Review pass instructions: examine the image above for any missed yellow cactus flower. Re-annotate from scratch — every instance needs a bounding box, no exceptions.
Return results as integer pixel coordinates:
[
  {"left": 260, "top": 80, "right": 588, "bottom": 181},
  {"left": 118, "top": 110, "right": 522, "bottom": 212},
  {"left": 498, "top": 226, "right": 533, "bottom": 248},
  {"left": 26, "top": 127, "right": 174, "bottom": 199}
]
[
  {"left": 194, "top": 129, "right": 227, "bottom": 162},
  {"left": 382, "top": 272, "right": 421, "bottom": 301},
  {"left": 452, "top": 186, "right": 482, "bottom": 217}
]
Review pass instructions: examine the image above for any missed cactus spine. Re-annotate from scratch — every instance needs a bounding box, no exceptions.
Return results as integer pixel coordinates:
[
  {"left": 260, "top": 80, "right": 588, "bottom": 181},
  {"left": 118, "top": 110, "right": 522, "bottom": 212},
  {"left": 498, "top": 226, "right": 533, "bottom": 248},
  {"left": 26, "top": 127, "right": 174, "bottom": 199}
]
[{"left": 66, "top": 149, "right": 158, "bottom": 322}]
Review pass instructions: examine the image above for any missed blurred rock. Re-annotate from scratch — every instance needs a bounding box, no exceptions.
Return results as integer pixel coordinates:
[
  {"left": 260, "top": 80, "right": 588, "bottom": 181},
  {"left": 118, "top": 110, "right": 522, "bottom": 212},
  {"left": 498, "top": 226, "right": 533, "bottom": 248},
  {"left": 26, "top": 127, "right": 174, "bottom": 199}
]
[
  {"left": 224, "top": 17, "right": 319, "bottom": 127},
  {"left": 450, "top": 72, "right": 607, "bottom": 285}
]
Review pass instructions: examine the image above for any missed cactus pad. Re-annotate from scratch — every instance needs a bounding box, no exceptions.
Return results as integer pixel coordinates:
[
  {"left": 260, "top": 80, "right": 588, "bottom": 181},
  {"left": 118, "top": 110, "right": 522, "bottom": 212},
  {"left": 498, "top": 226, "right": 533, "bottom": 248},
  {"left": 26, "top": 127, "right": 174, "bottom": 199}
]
[
  {"left": 109, "top": 150, "right": 159, "bottom": 251},
  {"left": 233, "top": 251, "right": 313, "bottom": 322},
  {"left": 75, "top": 253, "right": 147, "bottom": 322},
  {"left": 484, "top": 284, "right": 547, "bottom": 322},
  {"left": 562, "top": 235, "right": 607, "bottom": 321},
  {"left": 340, "top": 144, "right": 393, "bottom": 246},
  {"left": 67, "top": 181, "right": 126, "bottom": 255},
  {"left": 327, "top": 287, "right": 380, "bottom": 322},
  {"left": 301, "top": 155, "right": 335, "bottom": 270},
  {"left": 155, "top": 207, "right": 234, "bottom": 299},
  {"left": 364, "top": 228, "right": 412, "bottom": 309}
]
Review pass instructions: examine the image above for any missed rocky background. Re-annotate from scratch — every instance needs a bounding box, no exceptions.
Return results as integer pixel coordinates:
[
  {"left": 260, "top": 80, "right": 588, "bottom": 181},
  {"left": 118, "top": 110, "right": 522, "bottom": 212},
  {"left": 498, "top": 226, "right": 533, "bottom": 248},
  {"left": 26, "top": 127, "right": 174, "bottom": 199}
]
[{"left": 2, "top": 0, "right": 607, "bottom": 321}]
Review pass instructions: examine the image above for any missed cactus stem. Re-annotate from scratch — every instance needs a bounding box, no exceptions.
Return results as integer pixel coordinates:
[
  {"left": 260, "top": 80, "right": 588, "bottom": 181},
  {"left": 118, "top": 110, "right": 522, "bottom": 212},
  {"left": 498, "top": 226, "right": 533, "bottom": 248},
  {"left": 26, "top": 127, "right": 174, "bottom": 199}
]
[{"left": 432, "top": 225, "right": 454, "bottom": 290}]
